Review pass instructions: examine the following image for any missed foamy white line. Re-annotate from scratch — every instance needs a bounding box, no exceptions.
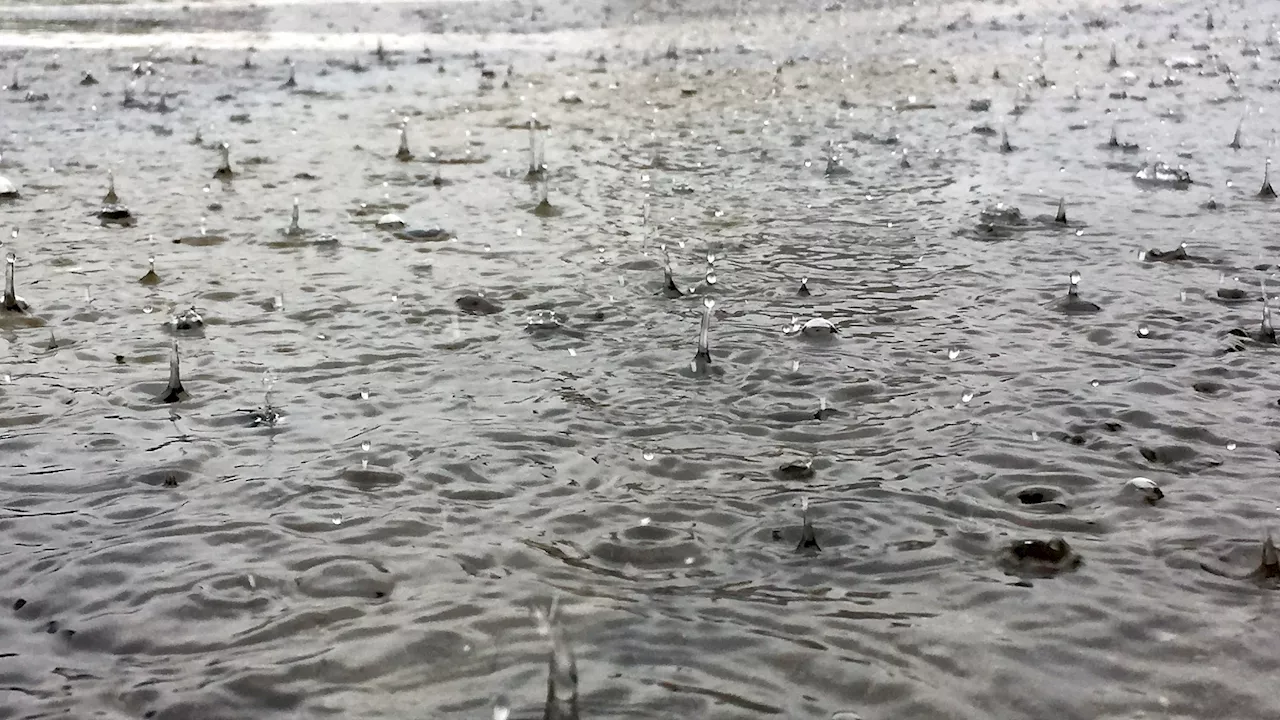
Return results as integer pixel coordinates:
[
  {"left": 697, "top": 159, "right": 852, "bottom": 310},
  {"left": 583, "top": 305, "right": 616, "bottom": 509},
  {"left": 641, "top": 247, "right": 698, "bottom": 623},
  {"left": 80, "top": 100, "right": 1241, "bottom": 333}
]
[
  {"left": 0, "top": 0, "right": 487, "bottom": 11},
  {"left": 0, "top": 28, "right": 627, "bottom": 53}
]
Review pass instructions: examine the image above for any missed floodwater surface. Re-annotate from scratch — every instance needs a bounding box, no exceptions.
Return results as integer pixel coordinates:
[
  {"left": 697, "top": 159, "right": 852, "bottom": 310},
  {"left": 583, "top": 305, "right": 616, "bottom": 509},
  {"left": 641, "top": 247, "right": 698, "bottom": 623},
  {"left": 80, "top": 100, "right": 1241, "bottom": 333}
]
[{"left": 2, "top": 0, "right": 1280, "bottom": 718}]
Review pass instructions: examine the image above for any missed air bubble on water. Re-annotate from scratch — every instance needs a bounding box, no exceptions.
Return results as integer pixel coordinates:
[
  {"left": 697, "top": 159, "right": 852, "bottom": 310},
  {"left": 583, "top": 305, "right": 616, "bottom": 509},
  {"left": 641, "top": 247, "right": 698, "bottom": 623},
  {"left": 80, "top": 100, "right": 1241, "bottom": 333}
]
[
  {"left": 1090, "top": 379, "right": 1100, "bottom": 388},
  {"left": 642, "top": 450, "right": 655, "bottom": 461},
  {"left": 1227, "top": 441, "right": 1237, "bottom": 450},
  {"left": 143, "top": 303, "right": 154, "bottom": 314},
  {"left": 947, "top": 347, "right": 960, "bottom": 360},
  {"left": 1138, "top": 324, "right": 1150, "bottom": 337}
]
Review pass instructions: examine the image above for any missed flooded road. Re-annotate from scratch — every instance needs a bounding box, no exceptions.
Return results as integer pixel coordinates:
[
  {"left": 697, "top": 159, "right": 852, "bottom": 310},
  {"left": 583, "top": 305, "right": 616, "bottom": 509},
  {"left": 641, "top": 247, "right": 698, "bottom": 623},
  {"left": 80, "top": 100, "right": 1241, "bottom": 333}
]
[{"left": 2, "top": 0, "right": 1280, "bottom": 718}]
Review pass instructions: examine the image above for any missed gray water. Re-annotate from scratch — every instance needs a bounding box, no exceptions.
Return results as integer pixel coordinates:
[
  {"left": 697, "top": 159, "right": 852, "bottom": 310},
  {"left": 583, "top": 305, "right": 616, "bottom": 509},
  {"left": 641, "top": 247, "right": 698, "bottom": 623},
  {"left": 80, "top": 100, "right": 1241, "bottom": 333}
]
[{"left": 2, "top": 0, "right": 1280, "bottom": 718}]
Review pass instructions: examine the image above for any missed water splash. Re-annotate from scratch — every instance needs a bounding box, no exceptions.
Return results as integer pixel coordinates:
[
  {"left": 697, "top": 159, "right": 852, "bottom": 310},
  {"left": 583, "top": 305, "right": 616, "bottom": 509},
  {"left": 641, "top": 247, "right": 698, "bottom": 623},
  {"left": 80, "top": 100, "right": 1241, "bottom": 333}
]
[
  {"left": 660, "top": 246, "right": 683, "bottom": 298},
  {"left": 160, "top": 341, "right": 187, "bottom": 403},
  {"left": 1259, "top": 158, "right": 1276, "bottom": 198},
  {"left": 1230, "top": 115, "right": 1244, "bottom": 150},
  {"left": 396, "top": 118, "right": 413, "bottom": 161},
  {"left": 170, "top": 306, "right": 204, "bottom": 332},
  {"left": 1108, "top": 42, "right": 1119, "bottom": 69},
  {"left": 214, "top": 142, "right": 234, "bottom": 179},
  {"left": 796, "top": 497, "right": 820, "bottom": 552},
  {"left": 282, "top": 62, "right": 297, "bottom": 89},
  {"left": 999, "top": 127, "right": 1013, "bottom": 153},
  {"left": 797, "top": 276, "right": 811, "bottom": 297},
  {"left": 285, "top": 197, "right": 303, "bottom": 235},
  {"left": 532, "top": 599, "right": 579, "bottom": 720},
  {"left": 103, "top": 168, "right": 118, "bottom": 204},
  {"left": 3, "top": 252, "right": 28, "bottom": 313},
  {"left": 692, "top": 297, "right": 714, "bottom": 374},
  {"left": 526, "top": 114, "right": 546, "bottom": 180},
  {"left": 1054, "top": 197, "right": 1067, "bottom": 224},
  {"left": 251, "top": 370, "right": 282, "bottom": 427},
  {"left": 140, "top": 256, "right": 160, "bottom": 285}
]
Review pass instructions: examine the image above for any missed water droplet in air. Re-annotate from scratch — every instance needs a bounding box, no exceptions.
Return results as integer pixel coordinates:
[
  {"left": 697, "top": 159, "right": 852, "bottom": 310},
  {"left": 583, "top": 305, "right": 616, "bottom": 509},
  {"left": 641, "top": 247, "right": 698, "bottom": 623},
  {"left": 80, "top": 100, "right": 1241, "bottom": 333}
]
[
  {"left": 360, "top": 385, "right": 370, "bottom": 400},
  {"left": 703, "top": 297, "right": 715, "bottom": 309},
  {"left": 705, "top": 271, "right": 717, "bottom": 285},
  {"left": 1137, "top": 324, "right": 1150, "bottom": 337},
  {"left": 1090, "top": 379, "right": 1100, "bottom": 388},
  {"left": 331, "top": 514, "right": 342, "bottom": 525},
  {"left": 947, "top": 347, "right": 960, "bottom": 360},
  {"left": 1069, "top": 270, "right": 1082, "bottom": 285},
  {"left": 1227, "top": 441, "right": 1237, "bottom": 451},
  {"left": 961, "top": 390, "right": 975, "bottom": 403},
  {"left": 492, "top": 697, "right": 511, "bottom": 720},
  {"left": 361, "top": 440, "right": 371, "bottom": 453}
]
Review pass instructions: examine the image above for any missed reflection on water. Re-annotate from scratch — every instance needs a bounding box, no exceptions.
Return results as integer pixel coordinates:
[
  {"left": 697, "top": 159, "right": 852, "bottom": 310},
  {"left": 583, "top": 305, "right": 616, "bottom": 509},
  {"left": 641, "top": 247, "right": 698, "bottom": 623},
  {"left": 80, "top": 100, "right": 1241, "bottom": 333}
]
[{"left": 3, "top": 0, "right": 1280, "bottom": 719}]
